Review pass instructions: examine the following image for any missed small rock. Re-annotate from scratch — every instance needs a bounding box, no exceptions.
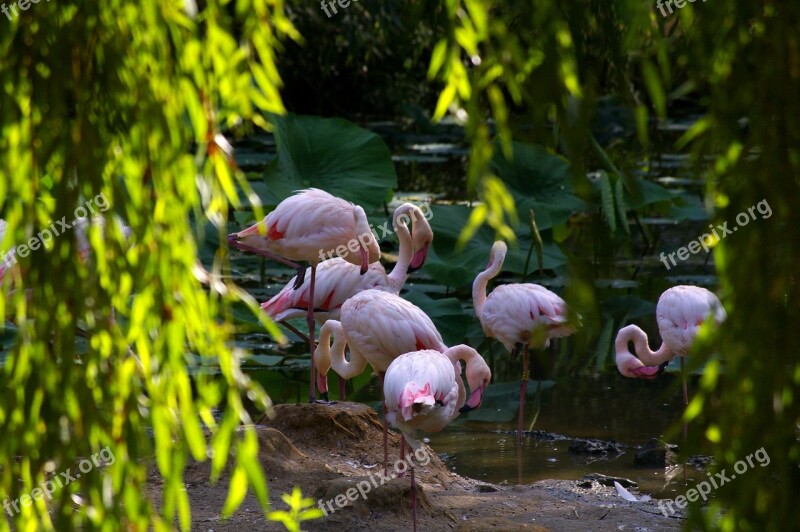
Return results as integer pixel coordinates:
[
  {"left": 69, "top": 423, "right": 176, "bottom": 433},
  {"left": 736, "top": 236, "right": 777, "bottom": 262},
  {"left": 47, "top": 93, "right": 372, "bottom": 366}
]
[
  {"left": 579, "top": 473, "right": 638, "bottom": 488},
  {"left": 568, "top": 438, "right": 626, "bottom": 456},
  {"left": 634, "top": 438, "right": 678, "bottom": 468}
]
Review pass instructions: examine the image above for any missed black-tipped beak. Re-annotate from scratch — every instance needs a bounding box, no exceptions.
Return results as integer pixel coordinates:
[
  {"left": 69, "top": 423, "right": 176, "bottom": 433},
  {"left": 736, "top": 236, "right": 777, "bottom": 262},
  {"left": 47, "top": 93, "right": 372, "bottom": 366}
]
[
  {"left": 459, "top": 385, "right": 486, "bottom": 413},
  {"left": 408, "top": 244, "right": 430, "bottom": 273},
  {"left": 227, "top": 232, "right": 239, "bottom": 246},
  {"left": 657, "top": 361, "right": 669, "bottom": 376}
]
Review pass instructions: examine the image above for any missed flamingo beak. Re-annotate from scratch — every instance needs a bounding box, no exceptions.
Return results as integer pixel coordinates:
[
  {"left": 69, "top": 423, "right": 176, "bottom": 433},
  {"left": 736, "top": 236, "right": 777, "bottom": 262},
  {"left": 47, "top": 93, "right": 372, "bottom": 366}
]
[
  {"left": 631, "top": 361, "right": 669, "bottom": 380},
  {"left": 359, "top": 246, "right": 369, "bottom": 275},
  {"left": 316, "top": 372, "right": 329, "bottom": 395},
  {"left": 228, "top": 224, "right": 267, "bottom": 255},
  {"left": 408, "top": 243, "right": 430, "bottom": 273},
  {"left": 459, "top": 384, "right": 486, "bottom": 413}
]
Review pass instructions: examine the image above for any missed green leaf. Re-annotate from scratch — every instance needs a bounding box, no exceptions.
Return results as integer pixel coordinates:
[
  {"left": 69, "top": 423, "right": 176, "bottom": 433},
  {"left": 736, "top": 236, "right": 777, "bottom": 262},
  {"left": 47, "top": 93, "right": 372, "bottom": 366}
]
[
  {"left": 261, "top": 113, "right": 397, "bottom": 210},
  {"left": 599, "top": 171, "right": 616, "bottom": 233},
  {"left": 425, "top": 204, "right": 568, "bottom": 288},
  {"left": 642, "top": 60, "right": 666, "bottom": 118},
  {"left": 401, "top": 288, "right": 471, "bottom": 346},
  {"left": 490, "top": 141, "right": 586, "bottom": 230},
  {"left": 593, "top": 318, "right": 614, "bottom": 372},
  {"left": 613, "top": 177, "right": 630, "bottom": 235},
  {"left": 221, "top": 465, "right": 248, "bottom": 518}
]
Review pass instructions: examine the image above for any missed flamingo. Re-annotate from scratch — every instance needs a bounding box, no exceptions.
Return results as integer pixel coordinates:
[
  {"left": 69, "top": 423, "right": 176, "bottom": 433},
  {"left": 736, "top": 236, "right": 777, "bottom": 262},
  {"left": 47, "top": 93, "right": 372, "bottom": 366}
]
[
  {"left": 314, "top": 289, "right": 489, "bottom": 469},
  {"left": 261, "top": 202, "right": 432, "bottom": 328},
  {"left": 383, "top": 345, "right": 492, "bottom": 531},
  {"left": 473, "top": 241, "right": 578, "bottom": 443},
  {"left": 228, "top": 188, "right": 381, "bottom": 402},
  {"left": 615, "top": 285, "right": 726, "bottom": 406},
  {"left": 260, "top": 203, "right": 433, "bottom": 399}
]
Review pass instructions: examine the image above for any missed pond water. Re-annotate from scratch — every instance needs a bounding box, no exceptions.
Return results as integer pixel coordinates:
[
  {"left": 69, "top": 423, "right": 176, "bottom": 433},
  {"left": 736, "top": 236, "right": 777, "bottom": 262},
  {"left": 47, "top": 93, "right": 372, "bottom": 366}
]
[
  {"left": 247, "top": 354, "right": 710, "bottom": 499},
  {"left": 226, "top": 112, "right": 720, "bottom": 499}
]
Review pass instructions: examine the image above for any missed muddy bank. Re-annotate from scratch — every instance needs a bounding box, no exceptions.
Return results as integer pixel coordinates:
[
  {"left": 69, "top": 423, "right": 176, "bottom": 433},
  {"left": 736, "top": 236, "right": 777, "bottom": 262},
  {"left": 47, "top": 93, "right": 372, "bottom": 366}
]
[{"left": 151, "top": 402, "right": 685, "bottom": 530}]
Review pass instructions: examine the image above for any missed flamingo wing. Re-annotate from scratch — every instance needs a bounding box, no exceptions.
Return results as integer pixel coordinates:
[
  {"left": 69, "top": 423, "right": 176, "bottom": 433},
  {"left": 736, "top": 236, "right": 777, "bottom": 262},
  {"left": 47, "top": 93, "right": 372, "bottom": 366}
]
[
  {"left": 657, "top": 286, "right": 726, "bottom": 355},
  {"left": 261, "top": 259, "right": 390, "bottom": 322},
  {"left": 341, "top": 290, "right": 445, "bottom": 372},
  {"left": 384, "top": 350, "right": 460, "bottom": 447},
  {"left": 263, "top": 189, "right": 359, "bottom": 260},
  {"left": 481, "top": 284, "right": 575, "bottom": 351}
]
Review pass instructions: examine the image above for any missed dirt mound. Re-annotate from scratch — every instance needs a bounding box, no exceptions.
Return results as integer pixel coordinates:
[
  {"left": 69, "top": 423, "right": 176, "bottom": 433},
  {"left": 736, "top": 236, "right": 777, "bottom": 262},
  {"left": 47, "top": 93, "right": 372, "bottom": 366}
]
[{"left": 147, "top": 402, "right": 685, "bottom": 531}]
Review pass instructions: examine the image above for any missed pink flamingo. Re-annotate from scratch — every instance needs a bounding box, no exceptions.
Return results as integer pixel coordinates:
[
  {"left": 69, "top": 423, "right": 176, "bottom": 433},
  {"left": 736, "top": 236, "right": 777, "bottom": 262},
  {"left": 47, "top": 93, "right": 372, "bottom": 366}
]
[
  {"left": 314, "top": 289, "right": 489, "bottom": 469},
  {"left": 261, "top": 202, "right": 433, "bottom": 328},
  {"left": 262, "top": 203, "right": 433, "bottom": 399},
  {"left": 615, "top": 285, "right": 726, "bottom": 406},
  {"left": 383, "top": 345, "right": 492, "bottom": 531},
  {"left": 228, "top": 188, "right": 381, "bottom": 402},
  {"left": 473, "top": 241, "right": 578, "bottom": 443}
]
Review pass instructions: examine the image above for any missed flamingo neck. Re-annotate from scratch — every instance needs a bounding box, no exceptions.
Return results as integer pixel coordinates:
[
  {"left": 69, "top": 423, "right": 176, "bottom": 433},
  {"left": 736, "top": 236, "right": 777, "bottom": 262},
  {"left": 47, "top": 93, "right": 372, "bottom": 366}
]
[
  {"left": 387, "top": 211, "right": 413, "bottom": 291},
  {"left": 322, "top": 321, "right": 366, "bottom": 380},
  {"left": 472, "top": 254, "right": 504, "bottom": 319},
  {"left": 615, "top": 325, "right": 674, "bottom": 366}
]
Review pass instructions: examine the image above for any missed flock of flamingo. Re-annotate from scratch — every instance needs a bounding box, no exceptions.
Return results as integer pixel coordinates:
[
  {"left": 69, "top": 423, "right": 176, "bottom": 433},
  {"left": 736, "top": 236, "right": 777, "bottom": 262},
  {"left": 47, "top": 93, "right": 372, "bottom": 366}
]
[
  {"left": 226, "top": 188, "right": 727, "bottom": 526},
  {"left": 1, "top": 188, "right": 727, "bottom": 527}
]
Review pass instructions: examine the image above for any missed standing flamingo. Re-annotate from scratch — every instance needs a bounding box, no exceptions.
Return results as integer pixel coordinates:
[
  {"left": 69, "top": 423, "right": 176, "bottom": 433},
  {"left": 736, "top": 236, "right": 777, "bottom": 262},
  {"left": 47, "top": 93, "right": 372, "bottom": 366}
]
[
  {"left": 473, "top": 241, "right": 578, "bottom": 443},
  {"left": 615, "top": 285, "right": 726, "bottom": 406},
  {"left": 261, "top": 202, "right": 433, "bottom": 326},
  {"left": 262, "top": 203, "right": 433, "bottom": 399},
  {"left": 228, "top": 188, "right": 381, "bottom": 402},
  {"left": 314, "top": 289, "right": 490, "bottom": 469},
  {"left": 383, "top": 345, "right": 492, "bottom": 532}
]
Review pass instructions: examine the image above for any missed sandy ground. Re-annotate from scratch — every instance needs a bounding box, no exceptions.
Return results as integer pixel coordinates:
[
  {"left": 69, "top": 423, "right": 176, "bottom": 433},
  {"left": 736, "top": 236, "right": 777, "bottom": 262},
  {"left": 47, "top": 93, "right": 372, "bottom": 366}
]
[{"left": 149, "top": 403, "right": 685, "bottom": 531}]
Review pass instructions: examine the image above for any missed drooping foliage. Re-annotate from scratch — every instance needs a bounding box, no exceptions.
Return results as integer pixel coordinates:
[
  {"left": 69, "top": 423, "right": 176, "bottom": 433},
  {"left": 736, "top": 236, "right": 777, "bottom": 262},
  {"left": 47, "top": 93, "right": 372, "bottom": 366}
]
[{"left": 0, "top": 1, "right": 300, "bottom": 529}]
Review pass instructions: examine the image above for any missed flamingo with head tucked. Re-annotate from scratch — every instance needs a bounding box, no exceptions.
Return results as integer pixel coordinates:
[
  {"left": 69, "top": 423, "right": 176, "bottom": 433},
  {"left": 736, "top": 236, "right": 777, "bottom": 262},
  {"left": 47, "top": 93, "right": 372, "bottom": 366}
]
[
  {"left": 314, "top": 289, "right": 490, "bottom": 470},
  {"left": 383, "top": 345, "right": 492, "bottom": 532},
  {"left": 228, "top": 188, "right": 381, "bottom": 402},
  {"left": 473, "top": 241, "right": 578, "bottom": 443},
  {"left": 615, "top": 285, "right": 726, "bottom": 406}
]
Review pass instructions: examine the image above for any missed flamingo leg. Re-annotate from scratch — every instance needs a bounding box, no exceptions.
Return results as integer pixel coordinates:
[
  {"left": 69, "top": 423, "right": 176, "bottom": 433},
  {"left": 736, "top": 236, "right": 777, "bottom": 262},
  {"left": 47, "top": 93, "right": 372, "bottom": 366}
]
[
  {"left": 307, "top": 264, "right": 318, "bottom": 403},
  {"left": 399, "top": 436, "right": 406, "bottom": 478},
  {"left": 681, "top": 355, "right": 688, "bottom": 484},
  {"left": 339, "top": 376, "right": 347, "bottom": 401},
  {"left": 380, "top": 373, "right": 388, "bottom": 475},
  {"left": 680, "top": 355, "right": 688, "bottom": 407},
  {"left": 280, "top": 320, "right": 310, "bottom": 344},
  {"left": 228, "top": 241, "right": 302, "bottom": 271},
  {"left": 518, "top": 344, "right": 530, "bottom": 444},
  {"left": 411, "top": 464, "right": 417, "bottom": 532}
]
